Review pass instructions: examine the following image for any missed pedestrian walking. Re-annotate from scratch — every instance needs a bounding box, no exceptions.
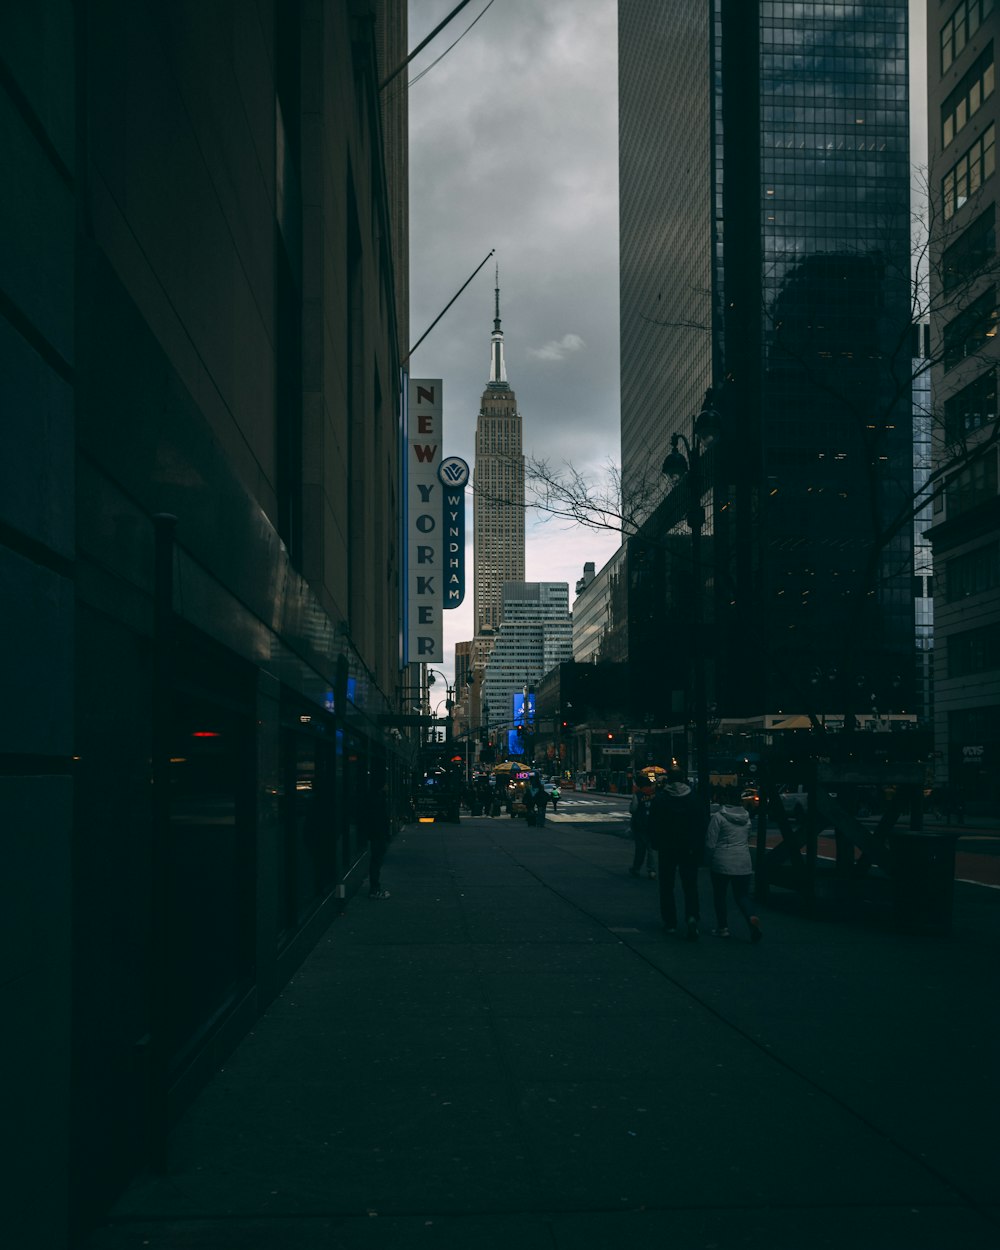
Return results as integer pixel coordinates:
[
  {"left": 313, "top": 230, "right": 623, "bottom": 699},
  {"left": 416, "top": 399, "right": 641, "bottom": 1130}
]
[
  {"left": 529, "top": 774, "right": 548, "bottom": 826},
  {"left": 705, "top": 786, "right": 762, "bottom": 943},
  {"left": 523, "top": 779, "right": 537, "bottom": 826},
  {"left": 363, "top": 776, "right": 392, "bottom": 899},
  {"left": 628, "top": 788, "right": 656, "bottom": 878},
  {"left": 647, "top": 768, "right": 703, "bottom": 939},
  {"left": 549, "top": 782, "right": 560, "bottom": 812}
]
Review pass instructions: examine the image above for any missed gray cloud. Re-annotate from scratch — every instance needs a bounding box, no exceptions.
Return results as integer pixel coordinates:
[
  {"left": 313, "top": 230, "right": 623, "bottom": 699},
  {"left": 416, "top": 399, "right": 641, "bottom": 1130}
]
[{"left": 528, "top": 332, "right": 585, "bottom": 362}]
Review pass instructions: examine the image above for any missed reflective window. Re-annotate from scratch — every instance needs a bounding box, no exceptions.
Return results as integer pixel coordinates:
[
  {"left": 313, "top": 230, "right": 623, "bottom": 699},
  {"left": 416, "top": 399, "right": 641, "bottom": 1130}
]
[
  {"left": 942, "top": 0, "right": 996, "bottom": 74},
  {"left": 942, "top": 124, "right": 997, "bottom": 220},
  {"left": 945, "top": 448, "right": 999, "bottom": 517},
  {"left": 942, "top": 45, "right": 995, "bottom": 146},
  {"left": 944, "top": 366, "right": 998, "bottom": 439},
  {"left": 946, "top": 543, "right": 1000, "bottom": 600},
  {"left": 943, "top": 288, "right": 998, "bottom": 370},
  {"left": 943, "top": 206, "right": 997, "bottom": 291},
  {"left": 947, "top": 622, "right": 1000, "bottom": 677}
]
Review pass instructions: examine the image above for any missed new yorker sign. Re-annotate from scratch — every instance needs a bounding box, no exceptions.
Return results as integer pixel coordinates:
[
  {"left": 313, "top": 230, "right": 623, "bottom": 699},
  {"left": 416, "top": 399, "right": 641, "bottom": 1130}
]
[
  {"left": 439, "top": 455, "right": 468, "bottom": 610},
  {"left": 407, "top": 379, "right": 443, "bottom": 662}
]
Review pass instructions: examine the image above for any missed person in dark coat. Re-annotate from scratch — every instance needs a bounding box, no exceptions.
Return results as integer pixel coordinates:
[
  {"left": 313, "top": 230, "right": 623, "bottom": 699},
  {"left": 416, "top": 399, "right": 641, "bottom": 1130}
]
[
  {"left": 523, "top": 779, "right": 536, "bottom": 825},
  {"left": 364, "top": 777, "right": 391, "bottom": 899},
  {"left": 529, "top": 775, "right": 548, "bottom": 826},
  {"left": 628, "top": 787, "right": 656, "bottom": 878},
  {"left": 647, "top": 768, "right": 704, "bottom": 938}
]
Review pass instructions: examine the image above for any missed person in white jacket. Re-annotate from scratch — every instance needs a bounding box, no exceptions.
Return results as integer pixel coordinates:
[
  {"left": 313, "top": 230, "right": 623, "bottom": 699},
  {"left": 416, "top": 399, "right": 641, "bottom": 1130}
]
[{"left": 704, "top": 787, "right": 763, "bottom": 942}]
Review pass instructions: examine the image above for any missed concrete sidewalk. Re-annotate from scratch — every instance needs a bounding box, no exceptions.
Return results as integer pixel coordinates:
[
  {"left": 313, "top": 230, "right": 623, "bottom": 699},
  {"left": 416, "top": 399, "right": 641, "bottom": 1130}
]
[{"left": 83, "top": 815, "right": 1000, "bottom": 1248}]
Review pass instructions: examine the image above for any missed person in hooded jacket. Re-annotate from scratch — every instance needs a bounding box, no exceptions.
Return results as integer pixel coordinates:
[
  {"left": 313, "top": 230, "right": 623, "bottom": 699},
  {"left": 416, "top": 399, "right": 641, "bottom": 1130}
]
[
  {"left": 705, "top": 786, "right": 763, "bottom": 942},
  {"left": 647, "top": 768, "right": 704, "bottom": 939}
]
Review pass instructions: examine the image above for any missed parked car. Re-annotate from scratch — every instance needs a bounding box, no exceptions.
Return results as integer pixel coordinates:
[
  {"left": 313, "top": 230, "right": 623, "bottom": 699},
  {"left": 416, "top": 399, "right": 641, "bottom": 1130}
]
[{"left": 741, "top": 786, "right": 762, "bottom": 812}]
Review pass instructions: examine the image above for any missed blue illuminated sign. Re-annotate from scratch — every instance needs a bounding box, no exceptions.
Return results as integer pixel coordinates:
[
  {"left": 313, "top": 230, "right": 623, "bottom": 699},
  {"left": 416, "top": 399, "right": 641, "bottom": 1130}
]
[
  {"left": 512, "top": 691, "right": 535, "bottom": 726},
  {"left": 439, "top": 456, "right": 469, "bottom": 610}
]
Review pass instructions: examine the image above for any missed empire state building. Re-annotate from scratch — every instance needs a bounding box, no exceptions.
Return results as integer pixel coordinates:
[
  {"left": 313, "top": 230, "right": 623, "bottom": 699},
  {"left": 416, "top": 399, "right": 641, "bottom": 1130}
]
[{"left": 473, "top": 275, "right": 525, "bottom": 636}]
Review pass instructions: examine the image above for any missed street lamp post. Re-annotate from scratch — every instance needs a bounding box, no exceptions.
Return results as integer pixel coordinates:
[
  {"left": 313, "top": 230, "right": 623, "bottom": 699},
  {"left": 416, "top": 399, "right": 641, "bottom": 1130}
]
[
  {"left": 426, "top": 668, "right": 455, "bottom": 746},
  {"left": 662, "top": 391, "right": 722, "bottom": 810}
]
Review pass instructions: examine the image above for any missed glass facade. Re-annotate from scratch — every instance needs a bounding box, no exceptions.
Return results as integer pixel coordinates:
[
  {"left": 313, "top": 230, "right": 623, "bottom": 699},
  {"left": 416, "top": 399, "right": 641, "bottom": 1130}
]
[
  {"left": 621, "top": 1, "right": 915, "bottom": 723},
  {"left": 755, "top": 0, "right": 913, "bottom": 714},
  {"left": 618, "top": 0, "right": 714, "bottom": 515}
]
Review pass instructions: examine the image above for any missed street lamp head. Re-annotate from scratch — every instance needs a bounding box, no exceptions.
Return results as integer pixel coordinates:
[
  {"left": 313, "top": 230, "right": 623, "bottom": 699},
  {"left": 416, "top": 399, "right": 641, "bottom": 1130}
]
[
  {"left": 661, "top": 433, "right": 688, "bottom": 480},
  {"left": 693, "top": 399, "right": 722, "bottom": 448}
]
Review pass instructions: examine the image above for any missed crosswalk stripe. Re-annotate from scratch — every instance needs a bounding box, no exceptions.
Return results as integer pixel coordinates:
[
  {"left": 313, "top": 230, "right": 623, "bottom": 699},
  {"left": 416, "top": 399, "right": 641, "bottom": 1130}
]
[{"left": 548, "top": 812, "right": 630, "bottom": 822}]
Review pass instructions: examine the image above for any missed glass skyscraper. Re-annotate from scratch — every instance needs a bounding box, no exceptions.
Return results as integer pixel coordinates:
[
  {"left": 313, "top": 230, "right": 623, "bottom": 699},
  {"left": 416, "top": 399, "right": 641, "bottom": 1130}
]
[{"left": 619, "top": 0, "right": 915, "bottom": 723}]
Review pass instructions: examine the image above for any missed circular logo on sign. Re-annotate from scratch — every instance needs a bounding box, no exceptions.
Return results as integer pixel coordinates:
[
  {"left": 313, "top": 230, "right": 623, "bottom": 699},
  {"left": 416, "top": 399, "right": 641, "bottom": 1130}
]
[{"left": 438, "top": 456, "right": 470, "bottom": 487}]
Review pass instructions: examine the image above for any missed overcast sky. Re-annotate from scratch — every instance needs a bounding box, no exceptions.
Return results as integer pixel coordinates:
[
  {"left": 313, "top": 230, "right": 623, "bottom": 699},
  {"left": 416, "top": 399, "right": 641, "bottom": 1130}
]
[{"left": 406, "top": 0, "right": 623, "bottom": 684}]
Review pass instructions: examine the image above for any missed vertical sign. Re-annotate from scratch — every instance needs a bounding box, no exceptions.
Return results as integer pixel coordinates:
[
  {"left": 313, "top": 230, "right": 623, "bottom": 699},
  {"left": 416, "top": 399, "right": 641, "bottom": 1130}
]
[
  {"left": 407, "top": 379, "right": 443, "bottom": 662},
  {"left": 439, "top": 456, "right": 469, "bottom": 610}
]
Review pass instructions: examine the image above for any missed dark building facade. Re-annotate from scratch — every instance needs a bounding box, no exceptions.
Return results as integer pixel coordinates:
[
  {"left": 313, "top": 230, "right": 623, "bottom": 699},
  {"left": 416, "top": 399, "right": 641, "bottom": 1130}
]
[
  {"left": 619, "top": 1, "right": 916, "bottom": 731},
  {"left": 2, "top": 2, "right": 407, "bottom": 1242},
  {"left": 925, "top": 0, "right": 1000, "bottom": 810}
]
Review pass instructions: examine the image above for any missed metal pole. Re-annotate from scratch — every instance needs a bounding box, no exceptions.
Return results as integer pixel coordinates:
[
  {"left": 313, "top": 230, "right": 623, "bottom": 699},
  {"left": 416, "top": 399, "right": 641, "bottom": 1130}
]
[
  {"left": 689, "top": 442, "right": 710, "bottom": 810},
  {"left": 403, "top": 249, "right": 495, "bottom": 364},
  {"left": 149, "top": 512, "right": 176, "bottom": 1171}
]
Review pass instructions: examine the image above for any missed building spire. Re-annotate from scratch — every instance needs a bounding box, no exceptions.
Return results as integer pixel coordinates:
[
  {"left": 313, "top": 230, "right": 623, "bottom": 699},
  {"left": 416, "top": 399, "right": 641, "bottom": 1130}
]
[
  {"left": 489, "top": 264, "right": 508, "bottom": 388},
  {"left": 494, "top": 264, "right": 501, "bottom": 331}
]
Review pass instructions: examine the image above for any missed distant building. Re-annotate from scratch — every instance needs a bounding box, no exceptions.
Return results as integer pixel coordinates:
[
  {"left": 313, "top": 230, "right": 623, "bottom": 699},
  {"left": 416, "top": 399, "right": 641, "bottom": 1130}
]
[
  {"left": 454, "top": 639, "right": 475, "bottom": 742},
  {"left": 573, "top": 557, "right": 616, "bottom": 663},
  {"left": 925, "top": 0, "right": 1000, "bottom": 808},
  {"left": 482, "top": 583, "right": 573, "bottom": 736},
  {"left": 455, "top": 640, "right": 474, "bottom": 697},
  {"left": 473, "top": 274, "right": 525, "bottom": 637}
]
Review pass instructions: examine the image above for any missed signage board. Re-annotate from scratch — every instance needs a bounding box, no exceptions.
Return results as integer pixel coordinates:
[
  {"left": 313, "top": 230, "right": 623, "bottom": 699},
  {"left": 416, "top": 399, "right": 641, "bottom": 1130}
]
[
  {"left": 439, "top": 455, "right": 468, "bottom": 610},
  {"left": 406, "top": 379, "right": 443, "bottom": 662}
]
